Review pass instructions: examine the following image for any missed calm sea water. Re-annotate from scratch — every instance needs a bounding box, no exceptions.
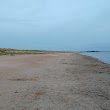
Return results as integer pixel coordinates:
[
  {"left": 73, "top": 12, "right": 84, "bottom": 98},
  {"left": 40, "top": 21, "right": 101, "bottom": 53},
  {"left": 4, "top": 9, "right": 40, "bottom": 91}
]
[{"left": 81, "top": 52, "right": 110, "bottom": 64}]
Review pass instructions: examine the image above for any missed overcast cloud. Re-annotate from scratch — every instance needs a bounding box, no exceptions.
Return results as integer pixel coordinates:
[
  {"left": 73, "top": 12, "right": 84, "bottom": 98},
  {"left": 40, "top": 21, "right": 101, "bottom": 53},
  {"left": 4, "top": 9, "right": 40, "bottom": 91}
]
[{"left": 0, "top": 0, "right": 110, "bottom": 51}]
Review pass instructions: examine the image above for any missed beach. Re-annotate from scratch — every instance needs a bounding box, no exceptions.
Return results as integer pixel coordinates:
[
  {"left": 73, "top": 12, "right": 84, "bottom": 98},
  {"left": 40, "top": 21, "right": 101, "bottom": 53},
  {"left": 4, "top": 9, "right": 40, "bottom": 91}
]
[{"left": 0, "top": 53, "right": 110, "bottom": 110}]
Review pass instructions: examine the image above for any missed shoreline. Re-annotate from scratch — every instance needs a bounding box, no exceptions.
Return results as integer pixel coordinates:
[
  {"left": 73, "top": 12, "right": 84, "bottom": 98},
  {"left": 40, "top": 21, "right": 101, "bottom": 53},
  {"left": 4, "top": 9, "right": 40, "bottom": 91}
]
[
  {"left": 80, "top": 53, "right": 110, "bottom": 65},
  {"left": 0, "top": 53, "right": 110, "bottom": 110},
  {"left": 80, "top": 51, "right": 110, "bottom": 65}
]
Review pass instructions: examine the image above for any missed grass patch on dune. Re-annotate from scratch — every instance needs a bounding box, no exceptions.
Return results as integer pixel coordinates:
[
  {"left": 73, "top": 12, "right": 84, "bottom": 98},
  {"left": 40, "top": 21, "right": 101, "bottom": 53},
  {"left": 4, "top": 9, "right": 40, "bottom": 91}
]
[{"left": 0, "top": 48, "right": 65, "bottom": 56}]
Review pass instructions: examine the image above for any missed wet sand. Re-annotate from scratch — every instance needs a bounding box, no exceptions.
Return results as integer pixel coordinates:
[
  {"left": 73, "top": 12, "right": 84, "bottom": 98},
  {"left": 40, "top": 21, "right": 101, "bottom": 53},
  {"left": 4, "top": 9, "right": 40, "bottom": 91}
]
[{"left": 0, "top": 53, "right": 110, "bottom": 110}]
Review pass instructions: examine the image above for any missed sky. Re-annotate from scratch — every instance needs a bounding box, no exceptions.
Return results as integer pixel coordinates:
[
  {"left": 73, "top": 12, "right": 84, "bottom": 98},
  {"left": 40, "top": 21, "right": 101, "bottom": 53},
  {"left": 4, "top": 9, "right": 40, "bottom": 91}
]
[{"left": 0, "top": 0, "right": 110, "bottom": 51}]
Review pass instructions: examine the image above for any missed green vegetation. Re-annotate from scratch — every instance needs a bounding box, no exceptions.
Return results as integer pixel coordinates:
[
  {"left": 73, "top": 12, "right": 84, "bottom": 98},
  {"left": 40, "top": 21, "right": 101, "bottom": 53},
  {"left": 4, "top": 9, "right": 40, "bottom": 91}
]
[
  {"left": 0, "top": 48, "right": 55, "bottom": 56},
  {"left": 0, "top": 48, "right": 66, "bottom": 56}
]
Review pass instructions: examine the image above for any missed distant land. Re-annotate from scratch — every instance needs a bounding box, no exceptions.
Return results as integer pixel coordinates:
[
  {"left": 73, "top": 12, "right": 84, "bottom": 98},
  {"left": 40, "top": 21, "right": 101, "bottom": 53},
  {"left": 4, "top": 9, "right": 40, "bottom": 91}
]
[{"left": 80, "top": 51, "right": 110, "bottom": 53}]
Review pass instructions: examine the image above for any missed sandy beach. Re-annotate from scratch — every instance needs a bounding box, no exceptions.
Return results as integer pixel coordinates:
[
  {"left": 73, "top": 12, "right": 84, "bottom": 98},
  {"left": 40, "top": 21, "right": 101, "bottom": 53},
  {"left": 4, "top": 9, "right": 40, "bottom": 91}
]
[{"left": 0, "top": 53, "right": 110, "bottom": 110}]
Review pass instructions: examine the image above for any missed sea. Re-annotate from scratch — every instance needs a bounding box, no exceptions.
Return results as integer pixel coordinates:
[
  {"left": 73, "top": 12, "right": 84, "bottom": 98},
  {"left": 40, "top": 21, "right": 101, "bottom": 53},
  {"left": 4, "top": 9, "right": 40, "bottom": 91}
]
[{"left": 81, "top": 52, "right": 110, "bottom": 64}]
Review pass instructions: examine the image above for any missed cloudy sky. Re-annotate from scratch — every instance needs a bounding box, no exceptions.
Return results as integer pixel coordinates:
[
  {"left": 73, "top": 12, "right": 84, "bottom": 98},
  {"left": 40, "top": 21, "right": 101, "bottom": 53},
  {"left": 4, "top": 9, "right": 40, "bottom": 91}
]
[{"left": 0, "top": 0, "right": 110, "bottom": 51}]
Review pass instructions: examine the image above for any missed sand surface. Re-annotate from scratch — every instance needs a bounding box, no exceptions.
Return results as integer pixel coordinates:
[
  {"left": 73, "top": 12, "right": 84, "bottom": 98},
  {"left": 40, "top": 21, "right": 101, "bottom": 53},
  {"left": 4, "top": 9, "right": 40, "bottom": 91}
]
[{"left": 0, "top": 53, "right": 110, "bottom": 110}]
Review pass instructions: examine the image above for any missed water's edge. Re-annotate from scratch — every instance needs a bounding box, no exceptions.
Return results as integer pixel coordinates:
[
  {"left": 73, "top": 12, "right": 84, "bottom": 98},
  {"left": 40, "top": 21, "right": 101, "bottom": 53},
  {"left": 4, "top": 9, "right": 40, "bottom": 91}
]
[{"left": 80, "top": 52, "right": 110, "bottom": 65}]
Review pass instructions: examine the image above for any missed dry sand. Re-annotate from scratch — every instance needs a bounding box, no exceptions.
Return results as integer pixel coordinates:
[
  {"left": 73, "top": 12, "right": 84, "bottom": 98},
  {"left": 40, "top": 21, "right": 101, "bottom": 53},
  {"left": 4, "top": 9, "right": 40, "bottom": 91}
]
[{"left": 0, "top": 53, "right": 110, "bottom": 110}]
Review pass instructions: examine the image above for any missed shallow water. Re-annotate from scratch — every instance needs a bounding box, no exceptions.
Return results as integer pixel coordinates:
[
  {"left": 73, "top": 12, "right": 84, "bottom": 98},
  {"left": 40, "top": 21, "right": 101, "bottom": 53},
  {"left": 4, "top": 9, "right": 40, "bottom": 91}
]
[{"left": 81, "top": 52, "right": 110, "bottom": 64}]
